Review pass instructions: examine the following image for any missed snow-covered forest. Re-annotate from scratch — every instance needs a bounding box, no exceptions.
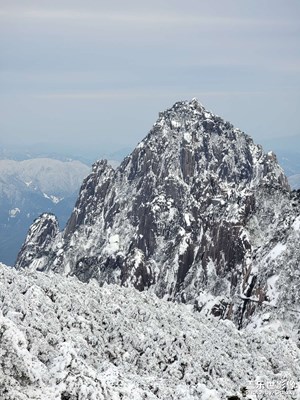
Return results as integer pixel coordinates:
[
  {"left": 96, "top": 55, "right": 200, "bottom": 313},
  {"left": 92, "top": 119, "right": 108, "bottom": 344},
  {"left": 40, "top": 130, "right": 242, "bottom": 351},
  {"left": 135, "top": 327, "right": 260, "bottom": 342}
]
[{"left": 1, "top": 263, "right": 299, "bottom": 399}]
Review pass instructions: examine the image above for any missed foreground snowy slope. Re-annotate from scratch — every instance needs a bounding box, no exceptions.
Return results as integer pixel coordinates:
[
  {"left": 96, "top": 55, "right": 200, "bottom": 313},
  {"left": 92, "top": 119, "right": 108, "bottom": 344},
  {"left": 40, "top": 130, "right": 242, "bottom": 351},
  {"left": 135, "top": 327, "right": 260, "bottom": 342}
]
[{"left": 0, "top": 263, "right": 299, "bottom": 400}]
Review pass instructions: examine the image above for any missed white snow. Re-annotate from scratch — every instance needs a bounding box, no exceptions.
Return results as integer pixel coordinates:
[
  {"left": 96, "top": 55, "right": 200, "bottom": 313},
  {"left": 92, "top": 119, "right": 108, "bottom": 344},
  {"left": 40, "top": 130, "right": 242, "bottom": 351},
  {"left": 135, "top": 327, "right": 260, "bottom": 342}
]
[
  {"left": 64, "top": 261, "right": 71, "bottom": 276},
  {"left": 267, "top": 243, "right": 287, "bottom": 260},
  {"left": 43, "top": 193, "right": 63, "bottom": 204},
  {"left": 28, "top": 257, "right": 47, "bottom": 272},
  {"left": 168, "top": 207, "right": 177, "bottom": 221},
  {"left": 184, "top": 213, "right": 191, "bottom": 226},
  {"left": 136, "top": 141, "right": 145, "bottom": 149},
  {"left": 183, "top": 132, "right": 192, "bottom": 143},
  {"left": 266, "top": 275, "right": 279, "bottom": 306},
  {"left": 292, "top": 216, "right": 300, "bottom": 231},
  {"left": 178, "top": 231, "right": 191, "bottom": 255},
  {"left": 9, "top": 207, "right": 20, "bottom": 218},
  {"left": 171, "top": 119, "right": 181, "bottom": 128},
  {"left": 103, "top": 234, "right": 120, "bottom": 255}
]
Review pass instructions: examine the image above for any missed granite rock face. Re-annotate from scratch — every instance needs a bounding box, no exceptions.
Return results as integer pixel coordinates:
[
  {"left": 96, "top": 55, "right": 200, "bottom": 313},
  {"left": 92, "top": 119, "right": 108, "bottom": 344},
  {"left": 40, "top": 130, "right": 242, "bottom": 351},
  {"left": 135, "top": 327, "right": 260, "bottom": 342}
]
[{"left": 15, "top": 99, "right": 300, "bottom": 331}]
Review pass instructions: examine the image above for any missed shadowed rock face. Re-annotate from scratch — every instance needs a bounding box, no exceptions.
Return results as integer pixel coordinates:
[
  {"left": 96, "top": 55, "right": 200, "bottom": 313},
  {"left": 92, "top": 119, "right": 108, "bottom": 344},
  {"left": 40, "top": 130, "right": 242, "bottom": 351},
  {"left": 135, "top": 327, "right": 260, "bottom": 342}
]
[{"left": 15, "top": 99, "right": 299, "bottom": 330}]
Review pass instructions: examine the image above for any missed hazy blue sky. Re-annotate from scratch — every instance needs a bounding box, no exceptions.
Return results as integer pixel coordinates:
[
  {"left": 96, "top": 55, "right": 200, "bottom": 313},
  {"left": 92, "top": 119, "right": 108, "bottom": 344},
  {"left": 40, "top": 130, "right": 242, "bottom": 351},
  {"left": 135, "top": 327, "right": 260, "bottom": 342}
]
[{"left": 1, "top": 0, "right": 299, "bottom": 159}]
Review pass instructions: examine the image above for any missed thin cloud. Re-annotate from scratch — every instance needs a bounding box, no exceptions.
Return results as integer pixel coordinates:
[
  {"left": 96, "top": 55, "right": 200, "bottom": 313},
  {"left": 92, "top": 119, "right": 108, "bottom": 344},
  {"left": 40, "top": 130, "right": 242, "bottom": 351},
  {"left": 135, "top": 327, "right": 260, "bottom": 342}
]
[
  {"left": 0, "top": 7, "right": 294, "bottom": 29},
  {"left": 1, "top": 1, "right": 299, "bottom": 150},
  {"left": 32, "top": 89, "right": 272, "bottom": 101},
  {"left": 33, "top": 90, "right": 172, "bottom": 100}
]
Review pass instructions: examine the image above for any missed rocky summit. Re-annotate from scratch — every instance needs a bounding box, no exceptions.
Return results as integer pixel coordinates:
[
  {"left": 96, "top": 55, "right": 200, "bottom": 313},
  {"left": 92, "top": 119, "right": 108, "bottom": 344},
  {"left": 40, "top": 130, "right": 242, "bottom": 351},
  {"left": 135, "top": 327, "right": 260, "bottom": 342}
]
[{"left": 15, "top": 99, "right": 300, "bottom": 333}]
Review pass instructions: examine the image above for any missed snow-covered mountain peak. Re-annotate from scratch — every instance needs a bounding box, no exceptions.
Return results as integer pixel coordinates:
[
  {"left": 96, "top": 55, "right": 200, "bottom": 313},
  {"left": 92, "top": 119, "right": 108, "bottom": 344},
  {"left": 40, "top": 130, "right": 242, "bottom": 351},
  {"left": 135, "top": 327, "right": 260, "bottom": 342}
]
[
  {"left": 121, "top": 99, "right": 287, "bottom": 193},
  {"left": 157, "top": 98, "right": 206, "bottom": 121},
  {"left": 150, "top": 99, "right": 220, "bottom": 143},
  {"left": 15, "top": 100, "right": 299, "bottom": 334}
]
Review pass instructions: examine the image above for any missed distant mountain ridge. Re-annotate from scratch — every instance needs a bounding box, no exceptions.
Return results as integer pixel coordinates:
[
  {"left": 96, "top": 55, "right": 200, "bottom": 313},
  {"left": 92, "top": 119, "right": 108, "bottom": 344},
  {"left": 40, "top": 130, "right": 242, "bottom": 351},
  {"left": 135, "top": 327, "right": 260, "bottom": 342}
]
[
  {"left": 276, "top": 150, "right": 300, "bottom": 189},
  {"left": 0, "top": 158, "right": 89, "bottom": 195},
  {"left": 288, "top": 174, "right": 300, "bottom": 190},
  {"left": 16, "top": 99, "right": 300, "bottom": 334},
  {"left": 0, "top": 158, "right": 90, "bottom": 265}
]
